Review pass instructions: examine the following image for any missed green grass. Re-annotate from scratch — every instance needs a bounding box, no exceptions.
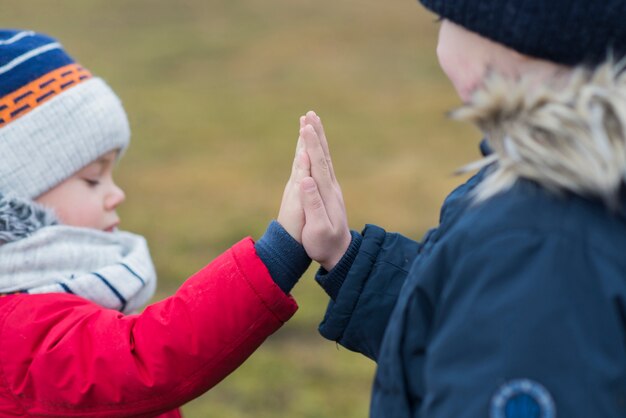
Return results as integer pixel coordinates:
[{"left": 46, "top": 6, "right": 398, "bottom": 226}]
[{"left": 4, "top": 1, "right": 478, "bottom": 416}]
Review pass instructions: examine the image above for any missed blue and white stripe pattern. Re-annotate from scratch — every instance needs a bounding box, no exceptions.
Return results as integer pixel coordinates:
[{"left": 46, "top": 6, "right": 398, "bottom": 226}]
[
  {"left": 0, "top": 225, "right": 157, "bottom": 314},
  {"left": 0, "top": 30, "right": 71, "bottom": 97}
]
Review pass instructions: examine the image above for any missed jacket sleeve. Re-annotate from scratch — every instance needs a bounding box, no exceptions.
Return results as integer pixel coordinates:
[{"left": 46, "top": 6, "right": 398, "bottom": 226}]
[
  {"left": 317, "top": 225, "right": 421, "bottom": 361},
  {"left": 406, "top": 228, "right": 626, "bottom": 418},
  {"left": 0, "top": 238, "right": 297, "bottom": 418}
]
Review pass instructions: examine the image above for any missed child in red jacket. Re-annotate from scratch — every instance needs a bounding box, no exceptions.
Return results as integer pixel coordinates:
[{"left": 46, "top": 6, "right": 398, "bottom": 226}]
[{"left": 0, "top": 29, "right": 312, "bottom": 417}]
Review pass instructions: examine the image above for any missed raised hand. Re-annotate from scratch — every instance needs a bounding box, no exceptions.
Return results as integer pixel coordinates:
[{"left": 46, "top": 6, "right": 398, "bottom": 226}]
[
  {"left": 299, "top": 111, "right": 351, "bottom": 271},
  {"left": 277, "top": 116, "right": 310, "bottom": 243}
]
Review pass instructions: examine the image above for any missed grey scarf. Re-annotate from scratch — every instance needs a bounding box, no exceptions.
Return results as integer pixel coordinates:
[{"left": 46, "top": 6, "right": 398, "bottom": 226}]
[{"left": 0, "top": 193, "right": 156, "bottom": 313}]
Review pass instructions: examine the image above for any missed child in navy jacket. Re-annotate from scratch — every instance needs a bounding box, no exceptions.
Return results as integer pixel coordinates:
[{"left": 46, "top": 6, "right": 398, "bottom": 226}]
[{"left": 285, "top": 0, "right": 626, "bottom": 417}]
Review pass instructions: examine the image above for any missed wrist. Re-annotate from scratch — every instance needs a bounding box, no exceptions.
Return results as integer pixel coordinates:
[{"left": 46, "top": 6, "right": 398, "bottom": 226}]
[
  {"left": 276, "top": 209, "right": 303, "bottom": 244},
  {"left": 255, "top": 220, "right": 311, "bottom": 294},
  {"left": 316, "top": 230, "right": 362, "bottom": 300},
  {"left": 321, "top": 231, "right": 352, "bottom": 271}
]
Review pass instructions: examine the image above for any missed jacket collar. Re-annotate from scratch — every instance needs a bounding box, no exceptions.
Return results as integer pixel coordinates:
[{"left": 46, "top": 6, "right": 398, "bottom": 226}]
[{"left": 455, "top": 63, "right": 626, "bottom": 214}]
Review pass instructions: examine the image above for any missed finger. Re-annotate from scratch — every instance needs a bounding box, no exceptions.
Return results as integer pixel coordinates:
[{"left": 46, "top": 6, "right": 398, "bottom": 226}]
[
  {"left": 294, "top": 149, "right": 311, "bottom": 181},
  {"left": 296, "top": 115, "right": 307, "bottom": 156},
  {"left": 301, "top": 125, "right": 344, "bottom": 224},
  {"left": 289, "top": 140, "right": 304, "bottom": 180},
  {"left": 279, "top": 148, "right": 309, "bottom": 233},
  {"left": 305, "top": 119, "right": 346, "bottom": 226},
  {"left": 303, "top": 112, "right": 347, "bottom": 223},
  {"left": 300, "top": 177, "right": 331, "bottom": 228},
  {"left": 301, "top": 125, "right": 332, "bottom": 188},
  {"left": 305, "top": 111, "right": 336, "bottom": 182},
  {"left": 289, "top": 120, "right": 306, "bottom": 177},
  {"left": 294, "top": 133, "right": 304, "bottom": 158}
]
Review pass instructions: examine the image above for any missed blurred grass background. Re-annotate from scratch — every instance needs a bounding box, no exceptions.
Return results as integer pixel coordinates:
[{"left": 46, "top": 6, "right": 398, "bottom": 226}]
[{"left": 4, "top": 1, "right": 479, "bottom": 416}]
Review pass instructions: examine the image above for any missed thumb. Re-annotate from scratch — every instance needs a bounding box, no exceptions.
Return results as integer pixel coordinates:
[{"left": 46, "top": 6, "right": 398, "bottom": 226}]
[{"left": 300, "top": 177, "right": 330, "bottom": 226}]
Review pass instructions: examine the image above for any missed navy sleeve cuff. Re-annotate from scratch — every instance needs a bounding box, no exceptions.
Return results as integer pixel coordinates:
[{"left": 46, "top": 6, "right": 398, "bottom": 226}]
[
  {"left": 315, "top": 230, "right": 362, "bottom": 300},
  {"left": 255, "top": 220, "right": 311, "bottom": 294}
]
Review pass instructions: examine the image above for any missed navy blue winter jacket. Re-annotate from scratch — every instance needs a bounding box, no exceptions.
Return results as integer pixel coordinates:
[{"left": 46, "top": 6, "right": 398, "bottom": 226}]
[
  {"left": 317, "top": 156, "right": 626, "bottom": 417},
  {"left": 280, "top": 64, "right": 626, "bottom": 417}
]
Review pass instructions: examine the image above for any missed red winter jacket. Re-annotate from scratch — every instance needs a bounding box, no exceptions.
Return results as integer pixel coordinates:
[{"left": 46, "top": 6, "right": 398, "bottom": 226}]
[{"left": 0, "top": 238, "right": 297, "bottom": 417}]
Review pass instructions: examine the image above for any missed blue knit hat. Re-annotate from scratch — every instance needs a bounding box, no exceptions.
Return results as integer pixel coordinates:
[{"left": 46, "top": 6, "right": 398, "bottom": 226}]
[
  {"left": 419, "top": 0, "right": 626, "bottom": 66},
  {"left": 0, "top": 29, "right": 130, "bottom": 199}
]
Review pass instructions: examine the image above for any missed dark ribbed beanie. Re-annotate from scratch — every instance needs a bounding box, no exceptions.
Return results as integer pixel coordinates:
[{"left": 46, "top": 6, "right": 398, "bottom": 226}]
[{"left": 419, "top": 0, "right": 626, "bottom": 66}]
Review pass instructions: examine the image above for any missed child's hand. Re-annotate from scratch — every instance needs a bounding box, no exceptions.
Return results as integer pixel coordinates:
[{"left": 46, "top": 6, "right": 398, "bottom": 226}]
[
  {"left": 299, "top": 111, "right": 351, "bottom": 271},
  {"left": 277, "top": 117, "right": 310, "bottom": 243}
]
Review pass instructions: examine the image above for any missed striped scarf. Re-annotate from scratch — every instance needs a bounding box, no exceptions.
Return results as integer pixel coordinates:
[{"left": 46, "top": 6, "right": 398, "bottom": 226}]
[{"left": 0, "top": 194, "right": 156, "bottom": 313}]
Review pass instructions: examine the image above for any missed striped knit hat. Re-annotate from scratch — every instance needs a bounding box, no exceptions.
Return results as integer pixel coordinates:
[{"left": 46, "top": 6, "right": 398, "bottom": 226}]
[
  {"left": 0, "top": 29, "right": 130, "bottom": 199},
  {"left": 419, "top": 0, "right": 626, "bottom": 66}
]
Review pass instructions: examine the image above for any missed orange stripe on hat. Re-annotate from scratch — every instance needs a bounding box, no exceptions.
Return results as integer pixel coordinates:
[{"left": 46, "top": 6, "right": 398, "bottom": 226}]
[{"left": 0, "top": 63, "right": 92, "bottom": 127}]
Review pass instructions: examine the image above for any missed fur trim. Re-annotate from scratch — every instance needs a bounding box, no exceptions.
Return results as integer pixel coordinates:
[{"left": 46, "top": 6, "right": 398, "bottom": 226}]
[
  {"left": 0, "top": 193, "right": 58, "bottom": 244},
  {"left": 453, "top": 62, "right": 626, "bottom": 207}
]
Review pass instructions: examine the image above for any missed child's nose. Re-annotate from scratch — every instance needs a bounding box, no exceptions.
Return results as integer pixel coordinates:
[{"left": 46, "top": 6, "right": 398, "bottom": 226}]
[{"left": 105, "top": 184, "right": 126, "bottom": 210}]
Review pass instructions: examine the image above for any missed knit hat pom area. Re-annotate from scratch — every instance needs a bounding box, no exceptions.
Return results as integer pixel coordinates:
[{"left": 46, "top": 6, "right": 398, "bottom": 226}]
[
  {"left": 0, "top": 29, "right": 130, "bottom": 199},
  {"left": 418, "top": 0, "right": 626, "bottom": 66}
]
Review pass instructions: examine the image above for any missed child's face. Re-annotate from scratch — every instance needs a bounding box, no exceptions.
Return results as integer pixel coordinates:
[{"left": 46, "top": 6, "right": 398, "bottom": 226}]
[
  {"left": 436, "top": 20, "right": 568, "bottom": 102},
  {"left": 35, "top": 150, "right": 125, "bottom": 232},
  {"left": 436, "top": 20, "right": 493, "bottom": 101}
]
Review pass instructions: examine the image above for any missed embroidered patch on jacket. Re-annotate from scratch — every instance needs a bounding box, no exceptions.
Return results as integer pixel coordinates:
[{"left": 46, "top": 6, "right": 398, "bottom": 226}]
[{"left": 490, "top": 379, "right": 556, "bottom": 418}]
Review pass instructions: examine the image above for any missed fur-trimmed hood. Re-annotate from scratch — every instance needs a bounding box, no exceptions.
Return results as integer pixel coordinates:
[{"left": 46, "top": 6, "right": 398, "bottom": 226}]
[
  {"left": 0, "top": 193, "right": 57, "bottom": 245},
  {"left": 454, "top": 63, "right": 626, "bottom": 208}
]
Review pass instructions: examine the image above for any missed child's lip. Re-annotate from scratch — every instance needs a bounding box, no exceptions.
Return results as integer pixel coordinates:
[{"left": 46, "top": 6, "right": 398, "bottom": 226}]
[{"left": 104, "top": 222, "right": 119, "bottom": 232}]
